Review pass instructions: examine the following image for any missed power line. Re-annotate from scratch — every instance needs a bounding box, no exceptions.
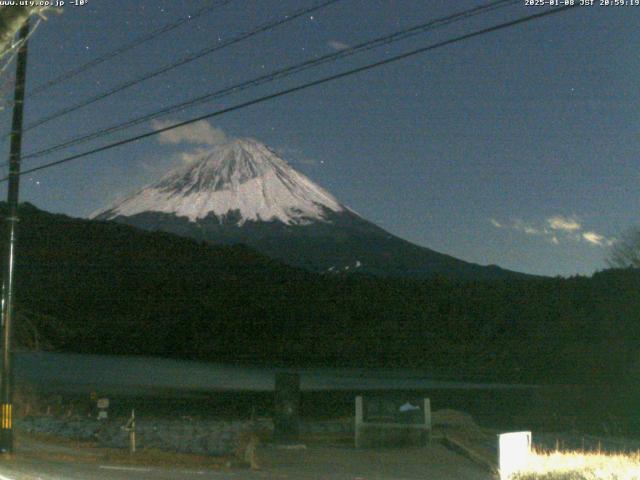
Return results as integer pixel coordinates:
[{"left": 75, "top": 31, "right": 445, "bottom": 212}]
[
  {"left": 20, "top": 0, "right": 519, "bottom": 162},
  {"left": 18, "top": 0, "right": 343, "bottom": 134},
  {"left": 1, "top": 5, "right": 578, "bottom": 184},
  {"left": 22, "top": 0, "right": 517, "bottom": 160},
  {"left": 26, "top": 0, "right": 233, "bottom": 98}
]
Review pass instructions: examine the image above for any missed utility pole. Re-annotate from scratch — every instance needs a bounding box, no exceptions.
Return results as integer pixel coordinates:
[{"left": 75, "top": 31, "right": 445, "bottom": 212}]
[{"left": 0, "top": 18, "right": 29, "bottom": 455}]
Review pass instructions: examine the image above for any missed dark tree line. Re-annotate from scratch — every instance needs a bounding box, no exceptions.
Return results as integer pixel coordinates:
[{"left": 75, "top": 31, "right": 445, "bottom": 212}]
[{"left": 4, "top": 203, "right": 640, "bottom": 385}]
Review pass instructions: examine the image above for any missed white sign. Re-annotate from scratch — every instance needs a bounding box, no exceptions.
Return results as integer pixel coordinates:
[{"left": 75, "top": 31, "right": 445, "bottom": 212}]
[
  {"left": 97, "top": 398, "right": 109, "bottom": 409},
  {"left": 498, "top": 431, "right": 531, "bottom": 480}
]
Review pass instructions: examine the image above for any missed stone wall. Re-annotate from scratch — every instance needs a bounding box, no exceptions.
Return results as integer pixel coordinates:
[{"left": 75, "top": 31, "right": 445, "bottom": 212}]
[
  {"left": 16, "top": 415, "right": 354, "bottom": 455},
  {"left": 17, "top": 416, "right": 273, "bottom": 456}
]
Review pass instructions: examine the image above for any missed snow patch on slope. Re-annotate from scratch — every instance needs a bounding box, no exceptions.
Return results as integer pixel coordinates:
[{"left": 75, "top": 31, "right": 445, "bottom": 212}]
[{"left": 92, "top": 138, "right": 344, "bottom": 225}]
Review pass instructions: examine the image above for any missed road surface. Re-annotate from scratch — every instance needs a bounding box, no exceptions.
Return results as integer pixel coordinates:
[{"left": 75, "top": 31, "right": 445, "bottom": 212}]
[{"left": 0, "top": 435, "right": 495, "bottom": 480}]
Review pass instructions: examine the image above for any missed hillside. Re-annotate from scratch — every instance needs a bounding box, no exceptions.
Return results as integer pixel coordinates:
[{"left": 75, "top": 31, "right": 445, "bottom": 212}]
[
  {"left": 93, "top": 138, "right": 527, "bottom": 281},
  {"left": 1, "top": 203, "right": 639, "bottom": 385}
]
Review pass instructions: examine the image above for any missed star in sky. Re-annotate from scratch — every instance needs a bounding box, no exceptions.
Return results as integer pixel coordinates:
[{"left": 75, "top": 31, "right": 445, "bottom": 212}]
[{"left": 5, "top": 0, "right": 636, "bottom": 277}]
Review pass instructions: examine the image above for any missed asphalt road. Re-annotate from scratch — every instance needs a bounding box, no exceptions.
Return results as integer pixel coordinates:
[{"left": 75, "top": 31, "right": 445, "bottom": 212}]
[
  {"left": 0, "top": 440, "right": 495, "bottom": 480},
  {"left": 0, "top": 458, "right": 249, "bottom": 480}
]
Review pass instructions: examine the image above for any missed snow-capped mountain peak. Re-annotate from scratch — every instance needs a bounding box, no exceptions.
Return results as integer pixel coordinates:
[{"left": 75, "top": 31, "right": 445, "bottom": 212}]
[{"left": 92, "top": 138, "right": 344, "bottom": 225}]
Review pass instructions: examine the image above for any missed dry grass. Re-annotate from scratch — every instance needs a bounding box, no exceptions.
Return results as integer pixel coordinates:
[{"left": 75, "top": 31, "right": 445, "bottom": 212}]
[
  {"left": 432, "top": 409, "right": 483, "bottom": 434},
  {"left": 509, "top": 448, "right": 640, "bottom": 480},
  {"left": 101, "top": 447, "right": 230, "bottom": 468},
  {"left": 14, "top": 431, "right": 231, "bottom": 469}
]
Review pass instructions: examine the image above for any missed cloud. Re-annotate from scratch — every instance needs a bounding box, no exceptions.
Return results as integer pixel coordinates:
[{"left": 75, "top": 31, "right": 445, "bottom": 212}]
[
  {"left": 582, "top": 231, "right": 615, "bottom": 247},
  {"left": 178, "top": 148, "right": 210, "bottom": 165},
  {"left": 582, "top": 231, "right": 605, "bottom": 246},
  {"left": 547, "top": 215, "right": 581, "bottom": 232},
  {"left": 490, "top": 215, "right": 612, "bottom": 248},
  {"left": 138, "top": 156, "right": 179, "bottom": 176},
  {"left": 140, "top": 161, "right": 157, "bottom": 173},
  {"left": 274, "top": 146, "right": 319, "bottom": 166},
  {"left": 328, "top": 40, "right": 350, "bottom": 51},
  {"left": 152, "top": 119, "right": 228, "bottom": 146},
  {"left": 513, "top": 219, "right": 541, "bottom": 236}
]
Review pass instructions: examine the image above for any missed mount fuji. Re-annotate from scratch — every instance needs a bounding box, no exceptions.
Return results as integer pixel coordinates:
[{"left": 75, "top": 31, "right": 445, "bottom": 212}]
[{"left": 92, "top": 138, "right": 523, "bottom": 280}]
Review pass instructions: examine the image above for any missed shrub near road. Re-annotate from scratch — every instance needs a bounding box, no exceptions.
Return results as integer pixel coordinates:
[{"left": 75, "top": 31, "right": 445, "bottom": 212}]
[{"left": 512, "top": 450, "right": 640, "bottom": 480}]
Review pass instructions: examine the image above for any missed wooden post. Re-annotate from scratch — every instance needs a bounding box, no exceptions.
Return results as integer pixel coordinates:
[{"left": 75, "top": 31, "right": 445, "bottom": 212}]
[
  {"left": 355, "top": 396, "right": 363, "bottom": 448},
  {"left": 424, "top": 398, "right": 431, "bottom": 444},
  {"left": 129, "top": 409, "right": 136, "bottom": 454}
]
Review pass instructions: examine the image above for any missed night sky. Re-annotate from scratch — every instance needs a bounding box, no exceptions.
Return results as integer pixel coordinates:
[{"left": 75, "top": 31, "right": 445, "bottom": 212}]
[{"left": 0, "top": 0, "right": 637, "bottom": 277}]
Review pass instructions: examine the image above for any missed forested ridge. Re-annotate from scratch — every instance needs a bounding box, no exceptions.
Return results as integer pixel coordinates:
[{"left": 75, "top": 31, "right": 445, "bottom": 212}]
[{"left": 5, "top": 203, "right": 639, "bottom": 385}]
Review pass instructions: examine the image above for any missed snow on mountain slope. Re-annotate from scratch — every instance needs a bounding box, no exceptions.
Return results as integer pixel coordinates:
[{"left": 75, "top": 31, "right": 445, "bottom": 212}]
[
  {"left": 92, "top": 138, "right": 343, "bottom": 225},
  {"left": 90, "top": 136, "right": 529, "bottom": 280}
]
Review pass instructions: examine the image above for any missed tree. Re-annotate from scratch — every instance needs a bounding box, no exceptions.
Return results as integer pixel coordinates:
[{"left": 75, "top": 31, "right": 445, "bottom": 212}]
[
  {"left": 607, "top": 226, "right": 640, "bottom": 268},
  {"left": 0, "top": 6, "right": 41, "bottom": 57},
  {"left": 0, "top": 6, "right": 57, "bottom": 110}
]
